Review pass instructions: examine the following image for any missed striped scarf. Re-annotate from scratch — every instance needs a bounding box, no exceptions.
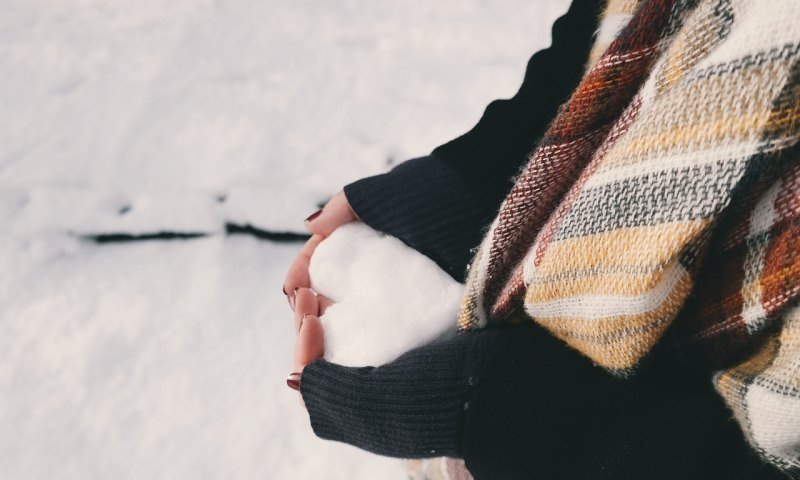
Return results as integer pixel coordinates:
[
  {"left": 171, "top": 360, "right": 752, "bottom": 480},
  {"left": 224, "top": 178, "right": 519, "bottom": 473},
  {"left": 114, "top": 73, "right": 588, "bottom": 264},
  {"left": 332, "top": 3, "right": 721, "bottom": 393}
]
[{"left": 459, "top": 0, "right": 800, "bottom": 474}]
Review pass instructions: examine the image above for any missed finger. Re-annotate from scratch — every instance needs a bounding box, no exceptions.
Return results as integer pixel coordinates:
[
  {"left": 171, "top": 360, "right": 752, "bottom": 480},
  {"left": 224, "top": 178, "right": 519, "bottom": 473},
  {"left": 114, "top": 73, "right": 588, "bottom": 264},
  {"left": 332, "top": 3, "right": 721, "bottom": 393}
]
[
  {"left": 283, "top": 234, "right": 325, "bottom": 304},
  {"left": 317, "top": 294, "right": 334, "bottom": 316},
  {"left": 305, "top": 191, "right": 358, "bottom": 236},
  {"left": 294, "top": 288, "right": 319, "bottom": 332},
  {"left": 294, "top": 314, "right": 324, "bottom": 372}
]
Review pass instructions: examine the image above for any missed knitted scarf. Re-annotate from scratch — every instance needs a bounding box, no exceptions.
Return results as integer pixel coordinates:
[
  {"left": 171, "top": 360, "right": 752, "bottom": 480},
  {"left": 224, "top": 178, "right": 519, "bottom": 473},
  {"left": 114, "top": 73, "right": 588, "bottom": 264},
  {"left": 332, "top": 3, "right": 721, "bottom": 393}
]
[{"left": 459, "top": 0, "right": 800, "bottom": 474}]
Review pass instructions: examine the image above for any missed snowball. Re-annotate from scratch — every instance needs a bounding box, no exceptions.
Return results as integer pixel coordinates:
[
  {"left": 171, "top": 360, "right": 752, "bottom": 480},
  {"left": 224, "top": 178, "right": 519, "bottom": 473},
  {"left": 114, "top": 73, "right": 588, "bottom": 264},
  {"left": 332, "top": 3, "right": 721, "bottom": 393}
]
[{"left": 309, "top": 222, "right": 465, "bottom": 367}]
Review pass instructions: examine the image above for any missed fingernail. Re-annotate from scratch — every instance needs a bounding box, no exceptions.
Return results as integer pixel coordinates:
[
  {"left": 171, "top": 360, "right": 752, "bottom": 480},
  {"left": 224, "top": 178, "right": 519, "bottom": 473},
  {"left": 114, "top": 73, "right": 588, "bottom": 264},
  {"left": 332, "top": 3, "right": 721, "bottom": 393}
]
[
  {"left": 299, "top": 313, "right": 310, "bottom": 330},
  {"left": 283, "top": 286, "right": 296, "bottom": 310},
  {"left": 304, "top": 209, "right": 322, "bottom": 223},
  {"left": 286, "top": 372, "right": 301, "bottom": 391}
]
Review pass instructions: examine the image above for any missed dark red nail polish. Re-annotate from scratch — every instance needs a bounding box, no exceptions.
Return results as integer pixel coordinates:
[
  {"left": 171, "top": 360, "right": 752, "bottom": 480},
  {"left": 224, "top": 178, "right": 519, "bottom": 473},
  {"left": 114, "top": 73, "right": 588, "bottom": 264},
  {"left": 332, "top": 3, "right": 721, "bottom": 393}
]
[
  {"left": 304, "top": 209, "right": 322, "bottom": 223},
  {"left": 286, "top": 372, "right": 301, "bottom": 391}
]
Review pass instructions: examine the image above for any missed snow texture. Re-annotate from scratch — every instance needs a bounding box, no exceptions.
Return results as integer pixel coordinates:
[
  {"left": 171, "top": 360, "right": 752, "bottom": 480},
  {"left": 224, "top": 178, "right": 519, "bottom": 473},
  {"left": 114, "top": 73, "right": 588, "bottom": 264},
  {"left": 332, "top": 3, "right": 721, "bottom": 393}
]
[
  {"left": 0, "top": 0, "right": 570, "bottom": 478},
  {"left": 2, "top": 0, "right": 569, "bottom": 235},
  {"left": 310, "top": 223, "right": 465, "bottom": 367}
]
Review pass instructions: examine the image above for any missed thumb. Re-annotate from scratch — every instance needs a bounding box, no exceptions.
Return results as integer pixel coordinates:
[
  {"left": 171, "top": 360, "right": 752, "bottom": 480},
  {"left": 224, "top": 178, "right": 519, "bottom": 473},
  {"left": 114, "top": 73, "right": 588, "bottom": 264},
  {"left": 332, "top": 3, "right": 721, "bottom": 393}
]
[
  {"left": 294, "top": 314, "right": 324, "bottom": 373},
  {"left": 305, "top": 191, "right": 358, "bottom": 236}
]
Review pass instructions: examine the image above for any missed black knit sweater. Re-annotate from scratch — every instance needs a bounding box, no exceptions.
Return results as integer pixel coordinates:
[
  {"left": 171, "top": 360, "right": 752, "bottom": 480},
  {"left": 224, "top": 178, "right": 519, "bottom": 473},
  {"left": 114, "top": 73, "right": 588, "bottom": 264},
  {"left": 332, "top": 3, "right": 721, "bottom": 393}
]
[{"left": 299, "top": 1, "right": 785, "bottom": 478}]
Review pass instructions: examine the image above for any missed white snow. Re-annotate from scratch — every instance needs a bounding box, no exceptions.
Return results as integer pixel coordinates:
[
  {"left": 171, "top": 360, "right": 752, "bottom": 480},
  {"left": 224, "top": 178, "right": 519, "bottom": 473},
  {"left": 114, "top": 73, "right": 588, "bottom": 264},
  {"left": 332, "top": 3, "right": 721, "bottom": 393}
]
[
  {"left": 0, "top": 235, "right": 405, "bottom": 479},
  {"left": 310, "top": 223, "right": 464, "bottom": 367},
  {"left": 0, "top": 0, "right": 570, "bottom": 478}
]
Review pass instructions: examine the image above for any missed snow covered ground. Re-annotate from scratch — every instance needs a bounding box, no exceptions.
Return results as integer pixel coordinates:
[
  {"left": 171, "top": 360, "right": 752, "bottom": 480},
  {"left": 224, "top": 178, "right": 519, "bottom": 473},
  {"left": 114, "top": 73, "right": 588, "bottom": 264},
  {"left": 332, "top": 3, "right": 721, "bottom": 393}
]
[{"left": 0, "top": 0, "right": 568, "bottom": 478}]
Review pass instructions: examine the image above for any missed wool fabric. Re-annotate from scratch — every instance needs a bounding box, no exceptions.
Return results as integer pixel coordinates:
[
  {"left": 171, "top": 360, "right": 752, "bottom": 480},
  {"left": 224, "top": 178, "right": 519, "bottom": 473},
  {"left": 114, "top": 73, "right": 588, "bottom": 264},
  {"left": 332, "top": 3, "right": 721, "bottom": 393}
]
[{"left": 459, "top": 0, "right": 800, "bottom": 473}]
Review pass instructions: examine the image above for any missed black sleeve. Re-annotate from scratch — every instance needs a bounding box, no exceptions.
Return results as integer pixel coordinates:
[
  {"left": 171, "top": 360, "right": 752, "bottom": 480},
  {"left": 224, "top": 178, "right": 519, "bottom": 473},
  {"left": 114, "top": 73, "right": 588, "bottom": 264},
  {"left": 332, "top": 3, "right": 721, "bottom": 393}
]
[
  {"left": 299, "top": 328, "right": 502, "bottom": 458},
  {"left": 301, "top": 322, "right": 786, "bottom": 477},
  {"left": 345, "top": 154, "right": 489, "bottom": 281},
  {"left": 344, "top": 0, "right": 602, "bottom": 281},
  {"left": 431, "top": 0, "right": 603, "bottom": 205}
]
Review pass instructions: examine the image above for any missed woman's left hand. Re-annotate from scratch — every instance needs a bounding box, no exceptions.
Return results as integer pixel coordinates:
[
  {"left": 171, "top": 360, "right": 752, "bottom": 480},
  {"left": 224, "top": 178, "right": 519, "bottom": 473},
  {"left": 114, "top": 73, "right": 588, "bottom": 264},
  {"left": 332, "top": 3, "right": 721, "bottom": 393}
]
[{"left": 287, "top": 287, "right": 333, "bottom": 393}]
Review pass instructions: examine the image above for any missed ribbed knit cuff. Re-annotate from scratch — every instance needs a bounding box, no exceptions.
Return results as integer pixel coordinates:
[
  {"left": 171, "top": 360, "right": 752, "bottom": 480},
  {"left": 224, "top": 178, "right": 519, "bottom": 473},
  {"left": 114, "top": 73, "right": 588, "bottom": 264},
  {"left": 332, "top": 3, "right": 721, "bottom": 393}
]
[
  {"left": 343, "top": 155, "right": 493, "bottom": 282},
  {"left": 300, "top": 330, "right": 501, "bottom": 459}
]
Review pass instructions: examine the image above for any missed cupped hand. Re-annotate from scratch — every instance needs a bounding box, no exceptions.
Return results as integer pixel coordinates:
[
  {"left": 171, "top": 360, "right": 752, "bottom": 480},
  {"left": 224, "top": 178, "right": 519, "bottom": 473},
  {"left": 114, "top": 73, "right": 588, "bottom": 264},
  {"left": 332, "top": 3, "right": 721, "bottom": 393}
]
[
  {"left": 282, "top": 191, "right": 358, "bottom": 309},
  {"left": 287, "top": 287, "right": 334, "bottom": 392}
]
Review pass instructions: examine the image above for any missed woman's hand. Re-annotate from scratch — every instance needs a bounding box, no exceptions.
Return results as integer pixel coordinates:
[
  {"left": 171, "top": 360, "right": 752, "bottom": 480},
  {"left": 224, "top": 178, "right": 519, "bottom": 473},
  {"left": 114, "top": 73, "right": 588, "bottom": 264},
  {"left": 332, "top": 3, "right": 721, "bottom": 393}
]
[
  {"left": 287, "top": 287, "right": 324, "bottom": 391},
  {"left": 282, "top": 191, "right": 358, "bottom": 309},
  {"left": 288, "top": 286, "right": 338, "bottom": 391}
]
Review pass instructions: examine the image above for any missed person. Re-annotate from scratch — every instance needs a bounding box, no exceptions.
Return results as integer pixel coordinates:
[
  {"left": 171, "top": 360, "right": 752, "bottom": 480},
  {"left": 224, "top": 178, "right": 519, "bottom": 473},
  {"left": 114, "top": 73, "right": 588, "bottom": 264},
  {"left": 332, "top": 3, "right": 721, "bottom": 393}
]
[{"left": 283, "top": 0, "right": 800, "bottom": 478}]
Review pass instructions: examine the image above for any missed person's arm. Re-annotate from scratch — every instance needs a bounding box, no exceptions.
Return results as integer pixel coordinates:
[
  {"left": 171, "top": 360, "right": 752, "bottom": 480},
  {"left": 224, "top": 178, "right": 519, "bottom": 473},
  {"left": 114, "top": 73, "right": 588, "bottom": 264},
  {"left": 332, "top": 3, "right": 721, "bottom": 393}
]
[
  {"left": 300, "top": 328, "right": 500, "bottom": 458},
  {"left": 300, "top": 322, "right": 787, "bottom": 479},
  {"left": 344, "top": 0, "right": 603, "bottom": 281}
]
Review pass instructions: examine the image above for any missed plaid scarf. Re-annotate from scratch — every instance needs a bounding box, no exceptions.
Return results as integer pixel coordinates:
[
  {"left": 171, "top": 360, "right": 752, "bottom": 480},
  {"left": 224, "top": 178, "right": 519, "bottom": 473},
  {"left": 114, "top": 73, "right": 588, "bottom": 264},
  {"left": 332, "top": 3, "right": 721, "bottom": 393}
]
[{"left": 459, "top": 0, "right": 800, "bottom": 473}]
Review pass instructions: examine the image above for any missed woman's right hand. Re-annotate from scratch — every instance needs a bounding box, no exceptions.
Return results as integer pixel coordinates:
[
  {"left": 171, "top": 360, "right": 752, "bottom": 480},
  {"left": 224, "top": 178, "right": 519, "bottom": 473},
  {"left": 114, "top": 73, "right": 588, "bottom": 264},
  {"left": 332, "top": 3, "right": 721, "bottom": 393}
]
[{"left": 282, "top": 191, "right": 358, "bottom": 310}]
